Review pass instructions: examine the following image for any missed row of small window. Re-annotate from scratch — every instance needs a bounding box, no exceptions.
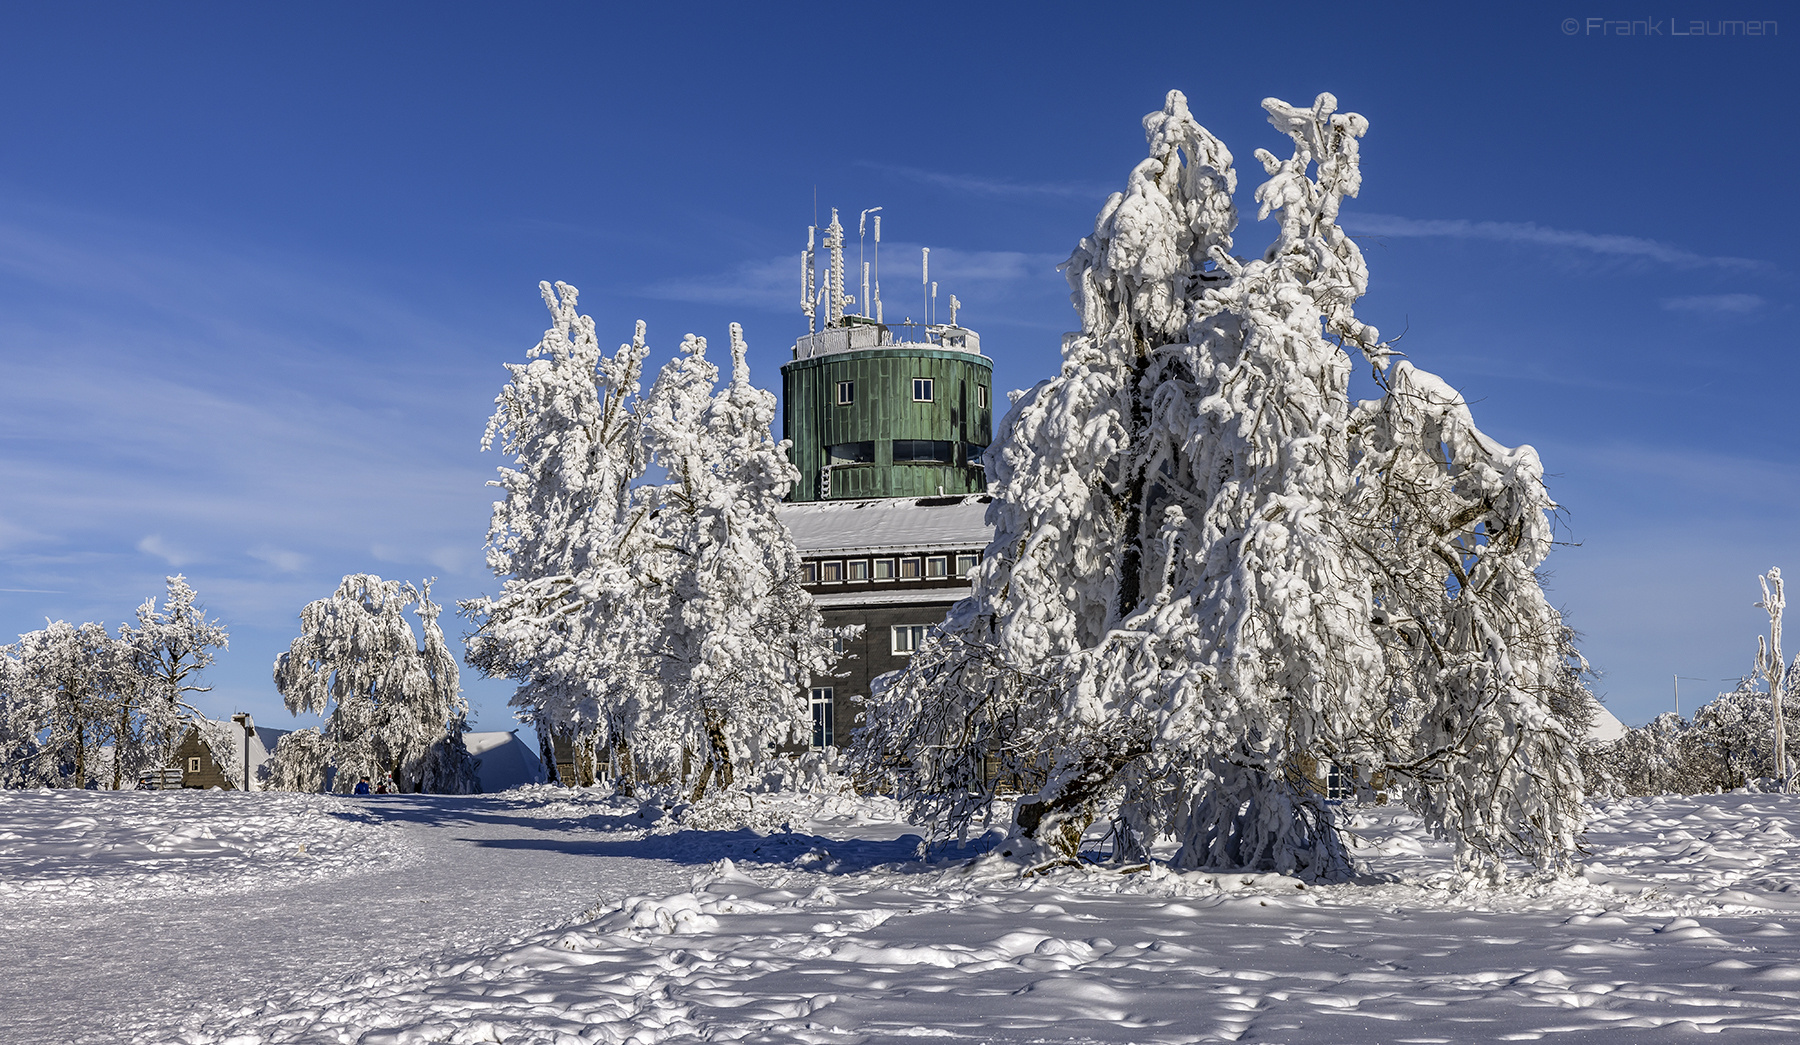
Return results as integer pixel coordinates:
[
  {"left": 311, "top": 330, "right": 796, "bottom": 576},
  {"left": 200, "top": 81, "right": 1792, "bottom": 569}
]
[
  {"left": 802, "top": 554, "right": 978, "bottom": 584},
  {"left": 836, "top": 380, "right": 989, "bottom": 407},
  {"left": 826, "top": 440, "right": 985, "bottom": 466}
]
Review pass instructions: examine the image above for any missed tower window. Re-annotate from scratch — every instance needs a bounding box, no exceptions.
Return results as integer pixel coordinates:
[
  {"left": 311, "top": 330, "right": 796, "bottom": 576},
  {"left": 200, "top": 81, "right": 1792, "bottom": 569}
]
[
  {"left": 978, "top": 385, "right": 989, "bottom": 408},
  {"left": 827, "top": 441, "right": 875, "bottom": 464},
  {"left": 811, "top": 688, "right": 835, "bottom": 748},
  {"left": 837, "top": 381, "right": 854, "bottom": 405},
  {"left": 893, "top": 440, "right": 954, "bottom": 464},
  {"left": 913, "top": 378, "right": 933, "bottom": 402}
]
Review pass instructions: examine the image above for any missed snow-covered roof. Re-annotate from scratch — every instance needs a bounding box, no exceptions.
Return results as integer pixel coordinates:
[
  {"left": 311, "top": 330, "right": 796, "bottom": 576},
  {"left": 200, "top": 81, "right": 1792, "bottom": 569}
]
[
  {"left": 776, "top": 495, "right": 994, "bottom": 556},
  {"left": 811, "top": 587, "right": 973, "bottom": 608},
  {"left": 464, "top": 731, "right": 547, "bottom": 793},
  {"left": 1588, "top": 702, "right": 1628, "bottom": 744}
]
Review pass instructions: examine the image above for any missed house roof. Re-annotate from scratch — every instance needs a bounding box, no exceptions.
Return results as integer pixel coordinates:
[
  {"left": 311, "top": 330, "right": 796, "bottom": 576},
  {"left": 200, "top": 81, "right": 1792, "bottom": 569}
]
[
  {"left": 1588, "top": 702, "right": 1628, "bottom": 744},
  {"left": 464, "top": 730, "right": 546, "bottom": 793},
  {"left": 776, "top": 495, "right": 994, "bottom": 556}
]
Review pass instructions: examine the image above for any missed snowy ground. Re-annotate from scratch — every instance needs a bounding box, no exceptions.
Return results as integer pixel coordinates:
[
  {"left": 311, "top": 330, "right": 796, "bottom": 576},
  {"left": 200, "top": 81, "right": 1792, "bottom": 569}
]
[{"left": 6, "top": 788, "right": 1800, "bottom": 1044}]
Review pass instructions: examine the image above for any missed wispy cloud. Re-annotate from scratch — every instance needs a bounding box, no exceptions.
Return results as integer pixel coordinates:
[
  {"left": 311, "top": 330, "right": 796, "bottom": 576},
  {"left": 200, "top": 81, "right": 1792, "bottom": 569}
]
[
  {"left": 247, "top": 546, "right": 307, "bottom": 573},
  {"left": 371, "top": 542, "right": 473, "bottom": 576},
  {"left": 1549, "top": 440, "right": 1800, "bottom": 513},
  {"left": 1662, "top": 293, "right": 1765, "bottom": 314},
  {"left": 639, "top": 254, "right": 798, "bottom": 310},
  {"left": 638, "top": 245, "right": 1064, "bottom": 316},
  {"left": 1345, "top": 213, "right": 1765, "bottom": 271},
  {"left": 137, "top": 534, "right": 197, "bottom": 567},
  {"left": 857, "top": 162, "right": 1110, "bottom": 201}
]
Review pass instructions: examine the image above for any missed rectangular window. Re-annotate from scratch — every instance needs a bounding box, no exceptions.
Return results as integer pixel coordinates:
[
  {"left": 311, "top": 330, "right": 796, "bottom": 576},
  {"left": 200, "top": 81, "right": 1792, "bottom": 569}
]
[
  {"left": 821, "top": 561, "right": 843, "bottom": 584},
  {"left": 872, "top": 558, "right": 895, "bottom": 580},
  {"left": 831, "top": 634, "right": 847, "bottom": 656},
  {"left": 978, "top": 384, "right": 989, "bottom": 408},
  {"left": 187, "top": 757, "right": 201, "bottom": 774},
  {"left": 899, "top": 557, "right": 921, "bottom": 580},
  {"left": 955, "top": 553, "right": 979, "bottom": 577},
  {"left": 810, "top": 687, "right": 835, "bottom": 749},
  {"left": 801, "top": 562, "right": 819, "bottom": 584},
  {"left": 893, "top": 439, "right": 954, "bottom": 464},
  {"left": 925, "top": 556, "right": 948, "bottom": 579},
  {"left": 1325, "top": 762, "right": 1353, "bottom": 800},
  {"left": 891, "top": 625, "right": 931, "bottom": 655},
  {"left": 912, "top": 377, "right": 933, "bottom": 402},
  {"left": 828, "top": 441, "right": 875, "bottom": 464},
  {"left": 837, "top": 381, "right": 854, "bottom": 405},
  {"left": 846, "top": 559, "right": 868, "bottom": 582}
]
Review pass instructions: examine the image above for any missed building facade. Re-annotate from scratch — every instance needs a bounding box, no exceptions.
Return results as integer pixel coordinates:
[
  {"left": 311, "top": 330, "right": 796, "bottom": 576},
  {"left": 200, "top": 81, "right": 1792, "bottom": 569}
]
[
  {"left": 776, "top": 496, "right": 993, "bottom": 748},
  {"left": 780, "top": 208, "right": 996, "bottom": 749}
]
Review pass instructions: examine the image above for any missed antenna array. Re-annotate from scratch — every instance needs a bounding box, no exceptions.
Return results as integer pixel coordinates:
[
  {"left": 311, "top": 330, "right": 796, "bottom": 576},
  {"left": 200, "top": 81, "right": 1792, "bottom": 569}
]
[{"left": 799, "top": 208, "right": 963, "bottom": 338}]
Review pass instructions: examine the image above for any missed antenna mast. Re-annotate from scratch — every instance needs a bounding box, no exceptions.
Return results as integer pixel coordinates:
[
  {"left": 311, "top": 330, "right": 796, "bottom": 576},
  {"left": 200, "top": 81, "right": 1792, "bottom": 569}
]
[
  {"left": 921, "top": 247, "right": 929, "bottom": 337},
  {"left": 857, "top": 207, "right": 882, "bottom": 321},
  {"left": 801, "top": 225, "right": 817, "bottom": 334},
  {"left": 872, "top": 214, "right": 882, "bottom": 323},
  {"left": 825, "top": 209, "right": 846, "bottom": 328}
]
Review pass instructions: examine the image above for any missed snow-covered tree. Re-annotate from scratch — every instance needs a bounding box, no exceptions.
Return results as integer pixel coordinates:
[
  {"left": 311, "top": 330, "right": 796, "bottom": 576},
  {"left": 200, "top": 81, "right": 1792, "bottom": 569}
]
[
  {"left": 637, "top": 326, "right": 839, "bottom": 799},
  {"left": 274, "top": 574, "right": 478, "bottom": 794},
  {"left": 2, "top": 621, "right": 132, "bottom": 787},
  {"left": 466, "top": 286, "right": 838, "bottom": 797},
  {"left": 118, "top": 575, "right": 230, "bottom": 786},
  {"left": 268, "top": 726, "right": 330, "bottom": 792},
  {"left": 1755, "top": 568, "right": 1795, "bottom": 792},
  {"left": 1583, "top": 683, "right": 1779, "bottom": 797},
  {"left": 857, "top": 91, "right": 1589, "bottom": 878},
  {"left": 462, "top": 281, "right": 656, "bottom": 786}
]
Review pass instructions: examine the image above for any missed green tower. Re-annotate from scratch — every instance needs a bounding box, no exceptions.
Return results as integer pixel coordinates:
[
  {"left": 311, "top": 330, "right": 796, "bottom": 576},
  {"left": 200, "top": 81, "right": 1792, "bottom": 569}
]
[{"left": 782, "top": 209, "right": 993, "bottom": 502}]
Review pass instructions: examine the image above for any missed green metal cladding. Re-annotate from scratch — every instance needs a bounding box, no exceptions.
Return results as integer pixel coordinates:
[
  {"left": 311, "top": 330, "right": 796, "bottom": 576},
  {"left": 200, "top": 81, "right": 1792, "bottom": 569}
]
[{"left": 782, "top": 347, "right": 994, "bottom": 502}]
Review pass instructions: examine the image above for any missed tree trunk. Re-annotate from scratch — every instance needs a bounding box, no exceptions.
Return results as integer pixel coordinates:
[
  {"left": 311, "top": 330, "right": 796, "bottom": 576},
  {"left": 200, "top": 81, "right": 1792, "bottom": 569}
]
[
  {"left": 1114, "top": 335, "right": 1151, "bottom": 623},
  {"left": 614, "top": 737, "right": 637, "bottom": 797},
  {"left": 113, "top": 706, "right": 129, "bottom": 790},
  {"left": 1014, "top": 739, "right": 1148, "bottom": 860},
  {"left": 688, "top": 715, "right": 734, "bottom": 802}
]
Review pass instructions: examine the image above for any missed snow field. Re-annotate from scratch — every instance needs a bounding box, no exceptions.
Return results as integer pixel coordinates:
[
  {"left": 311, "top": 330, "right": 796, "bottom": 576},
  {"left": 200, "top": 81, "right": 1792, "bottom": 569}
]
[
  {"left": 167, "top": 791, "right": 1800, "bottom": 1044},
  {"left": 0, "top": 789, "right": 413, "bottom": 905}
]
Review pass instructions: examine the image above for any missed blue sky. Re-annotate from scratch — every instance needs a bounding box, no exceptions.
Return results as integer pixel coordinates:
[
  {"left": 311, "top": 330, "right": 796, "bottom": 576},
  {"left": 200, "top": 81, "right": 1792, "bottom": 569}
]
[{"left": 0, "top": 1, "right": 1793, "bottom": 731}]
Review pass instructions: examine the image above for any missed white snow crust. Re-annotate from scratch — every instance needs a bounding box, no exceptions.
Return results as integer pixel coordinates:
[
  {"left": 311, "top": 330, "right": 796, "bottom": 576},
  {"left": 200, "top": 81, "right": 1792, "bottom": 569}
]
[
  {"left": 0, "top": 789, "right": 412, "bottom": 906},
  {"left": 15, "top": 787, "right": 1794, "bottom": 1044}
]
